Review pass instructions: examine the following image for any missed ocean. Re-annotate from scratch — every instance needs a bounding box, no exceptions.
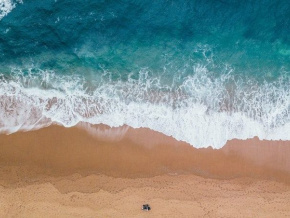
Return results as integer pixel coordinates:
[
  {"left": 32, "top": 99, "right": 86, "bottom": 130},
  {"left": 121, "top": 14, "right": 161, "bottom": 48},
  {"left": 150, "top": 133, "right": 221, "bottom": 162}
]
[{"left": 0, "top": 0, "right": 289, "bottom": 148}]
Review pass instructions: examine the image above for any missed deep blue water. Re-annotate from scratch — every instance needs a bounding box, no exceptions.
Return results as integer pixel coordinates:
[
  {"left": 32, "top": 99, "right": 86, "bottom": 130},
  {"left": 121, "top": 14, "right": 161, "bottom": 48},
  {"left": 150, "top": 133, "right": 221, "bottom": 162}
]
[
  {"left": 0, "top": 0, "right": 290, "bottom": 148},
  {"left": 1, "top": 0, "right": 289, "bottom": 78}
]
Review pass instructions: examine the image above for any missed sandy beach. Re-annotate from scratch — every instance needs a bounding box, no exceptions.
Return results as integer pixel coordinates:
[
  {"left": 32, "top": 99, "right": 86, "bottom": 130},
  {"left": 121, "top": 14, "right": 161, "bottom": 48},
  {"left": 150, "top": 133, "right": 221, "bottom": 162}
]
[
  {"left": 1, "top": 0, "right": 290, "bottom": 217},
  {"left": 0, "top": 124, "right": 289, "bottom": 217}
]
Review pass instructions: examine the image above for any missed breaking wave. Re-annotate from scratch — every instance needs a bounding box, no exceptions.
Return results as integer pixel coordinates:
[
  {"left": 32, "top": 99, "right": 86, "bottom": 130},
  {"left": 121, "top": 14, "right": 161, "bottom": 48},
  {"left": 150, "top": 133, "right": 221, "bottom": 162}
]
[
  {"left": 0, "top": 0, "right": 22, "bottom": 20},
  {"left": 1, "top": 66, "right": 289, "bottom": 148}
]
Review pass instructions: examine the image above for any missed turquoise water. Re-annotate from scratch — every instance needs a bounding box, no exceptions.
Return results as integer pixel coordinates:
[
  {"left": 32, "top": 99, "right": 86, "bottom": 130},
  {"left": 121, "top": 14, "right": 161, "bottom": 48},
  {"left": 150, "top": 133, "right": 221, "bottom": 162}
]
[{"left": 0, "top": 0, "right": 290, "bottom": 148}]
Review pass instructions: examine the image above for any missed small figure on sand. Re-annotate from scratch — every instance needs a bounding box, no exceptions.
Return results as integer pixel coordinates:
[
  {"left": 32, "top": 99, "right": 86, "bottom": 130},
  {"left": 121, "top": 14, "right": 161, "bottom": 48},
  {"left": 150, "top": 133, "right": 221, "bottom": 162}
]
[{"left": 142, "top": 204, "right": 151, "bottom": 211}]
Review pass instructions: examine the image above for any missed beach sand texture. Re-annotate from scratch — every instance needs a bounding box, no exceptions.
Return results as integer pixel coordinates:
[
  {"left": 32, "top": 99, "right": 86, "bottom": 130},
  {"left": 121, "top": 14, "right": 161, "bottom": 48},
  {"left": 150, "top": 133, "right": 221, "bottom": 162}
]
[{"left": 0, "top": 125, "right": 290, "bottom": 217}]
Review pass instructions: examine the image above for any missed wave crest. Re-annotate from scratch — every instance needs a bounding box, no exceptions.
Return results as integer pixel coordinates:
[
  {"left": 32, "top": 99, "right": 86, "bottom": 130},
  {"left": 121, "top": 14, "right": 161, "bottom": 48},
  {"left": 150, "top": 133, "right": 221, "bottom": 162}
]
[{"left": 0, "top": 66, "right": 289, "bottom": 148}]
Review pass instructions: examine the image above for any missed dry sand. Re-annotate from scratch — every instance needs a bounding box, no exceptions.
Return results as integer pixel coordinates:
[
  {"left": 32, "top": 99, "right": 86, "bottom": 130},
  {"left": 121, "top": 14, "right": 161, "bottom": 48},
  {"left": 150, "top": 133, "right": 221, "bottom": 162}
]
[{"left": 0, "top": 124, "right": 290, "bottom": 217}]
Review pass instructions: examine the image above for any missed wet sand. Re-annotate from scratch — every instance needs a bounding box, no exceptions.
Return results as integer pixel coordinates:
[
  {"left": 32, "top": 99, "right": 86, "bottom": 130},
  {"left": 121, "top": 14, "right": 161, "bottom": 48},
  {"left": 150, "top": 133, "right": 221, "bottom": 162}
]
[{"left": 0, "top": 124, "right": 290, "bottom": 217}]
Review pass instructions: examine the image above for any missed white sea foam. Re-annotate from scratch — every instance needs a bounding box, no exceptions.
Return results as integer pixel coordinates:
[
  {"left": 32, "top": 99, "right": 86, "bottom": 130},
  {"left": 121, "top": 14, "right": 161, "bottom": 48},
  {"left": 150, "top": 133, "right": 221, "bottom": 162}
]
[
  {"left": 0, "top": 67, "right": 289, "bottom": 148},
  {"left": 0, "top": 0, "right": 22, "bottom": 20}
]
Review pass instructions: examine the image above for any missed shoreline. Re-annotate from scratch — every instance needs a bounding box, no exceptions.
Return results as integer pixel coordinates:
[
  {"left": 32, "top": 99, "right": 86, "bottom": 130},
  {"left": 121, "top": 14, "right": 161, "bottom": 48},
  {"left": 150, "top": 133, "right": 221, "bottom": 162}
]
[{"left": 1, "top": 124, "right": 290, "bottom": 181}]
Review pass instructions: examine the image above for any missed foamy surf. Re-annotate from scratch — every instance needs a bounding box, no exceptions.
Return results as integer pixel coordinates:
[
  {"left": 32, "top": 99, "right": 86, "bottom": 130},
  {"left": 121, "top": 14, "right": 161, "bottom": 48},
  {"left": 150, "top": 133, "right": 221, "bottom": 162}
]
[
  {"left": 0, "top": 0, "right": 22, "bottom": 20},
  {"left": 1, "top": 66, "right": 289, "bottom": 149}
]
